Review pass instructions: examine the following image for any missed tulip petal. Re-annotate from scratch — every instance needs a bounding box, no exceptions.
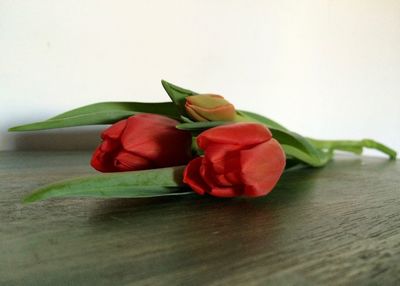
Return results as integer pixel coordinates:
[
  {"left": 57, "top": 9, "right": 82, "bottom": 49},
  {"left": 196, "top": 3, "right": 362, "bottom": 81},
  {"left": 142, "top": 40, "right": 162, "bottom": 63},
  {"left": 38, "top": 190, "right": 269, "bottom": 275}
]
[
  {"left": 184, "top": 157, "right": 241, "bottom": 197},
  {"left": 121, "top": 114, "right": 192, "bottom": 167},
  {"left": 125, "top": 128, "right": 191, "bottom": 167},
  {"left": 90, "top": 146, "right": 119, "bottom": 172},
  {"left": 239, "top": 139, "right": 286, "bottom": 196},
  {"left": 185, "top": 105, "right": 209, "bottom": 122},
  {"left": 202, "top": 148, "right": 243, "bottom": 186},
  {"left": 197, "top": 123, "right": 272, "bottom": 149},
  {"left": 217, "top": 155, "right": 243, "bottom": 185},
  {"left": 183, "top": 157, "right": 209, "bottom": 195},
  {"left": 202, "top": 155, "right": 242, "bottom": 187},
  {"left": 209, "top": 186, "right": 242, "bottom": 198},
  {"left": 186, "top": 94, "right": 228, "bottom": 108},
  {"left": 102, "top": 119, "right": 127, "bottom": 140},
  {"left": 113, "top": 150, "right": 154, "bottom": 171},
  {"left": 199, "top": 159, "right": 229, "bottom": 188},
  {"left": 188, "top": 104, "right": 236, "bottom": 121},
  {"left": 213, "top": 173, "right": 234, "bottom": 186},
  {"left": 202, "top": 143, "right": 241, "bottom": 172},
  {"left": 99, "top": 138, "right": 120, "bottom": 153}
]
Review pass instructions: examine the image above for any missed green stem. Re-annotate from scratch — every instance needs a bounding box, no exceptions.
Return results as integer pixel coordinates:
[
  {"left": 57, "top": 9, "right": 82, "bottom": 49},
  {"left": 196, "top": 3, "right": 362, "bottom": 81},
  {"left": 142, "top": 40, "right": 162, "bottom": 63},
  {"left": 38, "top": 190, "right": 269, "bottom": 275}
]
[{"left": 307, "top": 138, "right": 397, "bottom": 160}]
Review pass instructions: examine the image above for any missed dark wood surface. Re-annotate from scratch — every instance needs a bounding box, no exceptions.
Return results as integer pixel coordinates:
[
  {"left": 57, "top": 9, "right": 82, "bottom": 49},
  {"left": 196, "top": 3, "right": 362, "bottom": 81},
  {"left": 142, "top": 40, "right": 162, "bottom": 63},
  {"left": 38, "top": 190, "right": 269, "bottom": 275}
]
[{"left": 1, "top": 151, "right": 399, "bottom": 286}]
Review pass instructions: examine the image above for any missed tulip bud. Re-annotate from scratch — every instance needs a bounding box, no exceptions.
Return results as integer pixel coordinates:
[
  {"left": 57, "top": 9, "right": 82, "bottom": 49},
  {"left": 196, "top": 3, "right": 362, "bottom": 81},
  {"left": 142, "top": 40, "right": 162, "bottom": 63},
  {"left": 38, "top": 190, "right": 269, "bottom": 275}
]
[{"left": 185, "top": 94, "right": 238, "bottom": 122}]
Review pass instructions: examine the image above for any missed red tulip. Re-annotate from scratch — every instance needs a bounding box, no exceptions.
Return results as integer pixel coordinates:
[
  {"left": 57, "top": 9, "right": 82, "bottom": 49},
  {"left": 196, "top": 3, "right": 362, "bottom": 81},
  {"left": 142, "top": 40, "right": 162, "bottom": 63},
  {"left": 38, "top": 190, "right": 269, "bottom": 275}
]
[
  {"left": 91, "top": 114, "right": 192, "bottom": 172},
  {"left": 183, "top": 123, "right": 286, "bottom": 197}
]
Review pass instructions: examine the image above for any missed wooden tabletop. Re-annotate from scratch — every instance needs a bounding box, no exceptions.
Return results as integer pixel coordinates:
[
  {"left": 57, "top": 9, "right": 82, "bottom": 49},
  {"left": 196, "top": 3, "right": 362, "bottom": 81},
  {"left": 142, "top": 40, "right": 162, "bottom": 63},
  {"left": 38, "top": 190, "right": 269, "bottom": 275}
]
[{"left": 1, "top": 151, "right": 399, "bottom": 285}]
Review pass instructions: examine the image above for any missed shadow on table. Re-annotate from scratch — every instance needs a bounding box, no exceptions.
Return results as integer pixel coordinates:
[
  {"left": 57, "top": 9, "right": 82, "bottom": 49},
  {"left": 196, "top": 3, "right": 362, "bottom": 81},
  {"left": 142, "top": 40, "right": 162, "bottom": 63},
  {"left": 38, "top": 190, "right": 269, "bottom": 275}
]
[
  {"left": 86, "top": 155, "right": 395, "bottom": 226},
  {"left": 83, "top": 166, "right": 326, "bottom": 281},
  {"left": 88, "top": 165, "right": 324, "bottom": 223}
]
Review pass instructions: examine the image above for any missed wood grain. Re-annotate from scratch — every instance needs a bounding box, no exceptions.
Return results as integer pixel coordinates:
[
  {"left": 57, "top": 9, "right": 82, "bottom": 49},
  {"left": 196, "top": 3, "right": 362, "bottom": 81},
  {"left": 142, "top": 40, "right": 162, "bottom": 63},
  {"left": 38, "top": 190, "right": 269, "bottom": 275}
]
[{"left": 0, "top": 151, "right": 399, "bottom": 285}]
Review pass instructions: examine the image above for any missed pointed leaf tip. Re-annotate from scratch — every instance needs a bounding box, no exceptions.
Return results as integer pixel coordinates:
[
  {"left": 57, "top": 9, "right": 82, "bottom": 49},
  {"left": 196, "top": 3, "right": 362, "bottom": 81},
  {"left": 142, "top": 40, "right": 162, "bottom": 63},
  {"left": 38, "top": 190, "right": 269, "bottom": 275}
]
[
  {"left": 8, "top": 102, "right": 180, "bottom": 131},
  {"left": 22, "top": 166, "right": 190, "bottom": 203},
  {"left": 161, "top": 80, "right": 198, "bottom": 118}
]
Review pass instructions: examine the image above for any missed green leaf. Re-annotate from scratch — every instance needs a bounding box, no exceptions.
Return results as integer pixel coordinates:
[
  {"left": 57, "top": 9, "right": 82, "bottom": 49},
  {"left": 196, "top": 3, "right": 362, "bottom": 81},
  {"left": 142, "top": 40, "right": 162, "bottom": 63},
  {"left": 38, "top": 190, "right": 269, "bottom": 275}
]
[
  {"left": 50, "top": 101, "right": 179, "bottom": 120},
  {"left": 180, "top": 115, "right": 194, "bottom": 123},
  {"left": 161, "top": 80, "right": 198, "bottom": 117},
  {"left": 9, "top": 102, "right": 180, "bottom": 131},
  {"left": 178, "top": 120, "right": 396, "bottom": 163},
  {"left": 264, "top": 127, "right": 331, "bottom": 167},
  {"left": 177, "top": 109, "right": 289, "bottom": 132},
  {"left": 24, "top": 166, "right": 191, "bottom": 203},
  {"left": 10, "top": 110, "right": 137, "bottom": 131},
  {"left": 268, "top": 128, "right": 325, "bottom": 165},
  {"left": 176, "top": 121, "right": 232, "bottom": 131},
  {"left": 237, "top": 110, "right": 289, "bottom": 131},
  {"left": 308, "top": 138, "right": 397, "bottom": 159},
  {"left": 281, "top": 144, "right": 332, "bottom": 167}
]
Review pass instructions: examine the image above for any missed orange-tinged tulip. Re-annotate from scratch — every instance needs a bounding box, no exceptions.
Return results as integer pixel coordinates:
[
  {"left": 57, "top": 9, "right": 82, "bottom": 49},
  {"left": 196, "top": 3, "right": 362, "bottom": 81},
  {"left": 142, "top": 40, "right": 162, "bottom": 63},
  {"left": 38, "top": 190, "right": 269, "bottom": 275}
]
[{"left": 185, "top": 94, "right": 237, "bottom": 122}]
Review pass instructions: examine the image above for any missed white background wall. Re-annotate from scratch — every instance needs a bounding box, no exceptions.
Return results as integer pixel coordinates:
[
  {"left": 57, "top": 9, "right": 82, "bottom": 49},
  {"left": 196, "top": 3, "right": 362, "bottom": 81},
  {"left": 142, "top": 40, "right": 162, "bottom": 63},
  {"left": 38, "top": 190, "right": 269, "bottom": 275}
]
[{"left": 1, "top": 0, "right": 399, "bottom": 156}]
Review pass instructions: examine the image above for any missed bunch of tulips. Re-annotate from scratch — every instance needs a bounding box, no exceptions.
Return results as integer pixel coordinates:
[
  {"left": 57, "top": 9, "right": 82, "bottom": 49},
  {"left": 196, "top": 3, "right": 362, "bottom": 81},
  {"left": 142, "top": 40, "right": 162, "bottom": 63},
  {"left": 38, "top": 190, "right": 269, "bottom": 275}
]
[{"left": 10, "top": 80, "right": 396, "bottom": 202}]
